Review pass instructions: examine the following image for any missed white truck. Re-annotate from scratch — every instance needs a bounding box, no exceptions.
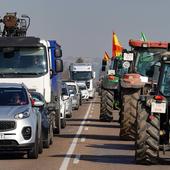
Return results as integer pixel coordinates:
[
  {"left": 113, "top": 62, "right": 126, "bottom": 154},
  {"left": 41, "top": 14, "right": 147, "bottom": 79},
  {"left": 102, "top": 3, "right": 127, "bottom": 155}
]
[
  {"left": 0, "top": 37, "right": 63, "bottom": 134},
  {"left": 69, "top": 63, "right": 95, "bottom": 98}
]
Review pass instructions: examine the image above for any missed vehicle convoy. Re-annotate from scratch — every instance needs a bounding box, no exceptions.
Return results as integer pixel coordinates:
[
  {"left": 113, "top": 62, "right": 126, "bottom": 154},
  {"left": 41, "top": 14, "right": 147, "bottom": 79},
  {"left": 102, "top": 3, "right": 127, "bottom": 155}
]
[
  {"left": 0, "top": 13, "right": 63, "bottom": 134},
  {"left": 69, "top": 63, "right": 95, "bottom": 98},
  {"left": 99, "top": 51, "right": 132, "bottom": 122},
  {"left": 119, "top": 39, "right": 168, "bottom": 140},
  {"left": 135, "top": 51, "right": 170, "bottom": 164},
  {"left": 0, "top": 83, "right": 42, "bottom": 159}
]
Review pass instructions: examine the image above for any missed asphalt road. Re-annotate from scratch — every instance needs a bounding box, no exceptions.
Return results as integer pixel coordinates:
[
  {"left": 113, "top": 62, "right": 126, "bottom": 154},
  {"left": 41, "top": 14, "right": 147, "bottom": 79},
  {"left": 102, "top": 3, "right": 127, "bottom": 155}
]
[{"left": 1, "top": 94, "right": 170, "bottom": 170}]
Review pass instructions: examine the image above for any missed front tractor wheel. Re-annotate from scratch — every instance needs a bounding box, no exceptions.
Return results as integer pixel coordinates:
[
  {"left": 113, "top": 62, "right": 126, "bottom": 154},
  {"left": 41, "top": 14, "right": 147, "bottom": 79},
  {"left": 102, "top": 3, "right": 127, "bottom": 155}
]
[
  {"left": 135, "top": 101, "right": 160, "bottom": 164},
  {"left": 99, "top": 89, "right": 114, "bottom": 122}
]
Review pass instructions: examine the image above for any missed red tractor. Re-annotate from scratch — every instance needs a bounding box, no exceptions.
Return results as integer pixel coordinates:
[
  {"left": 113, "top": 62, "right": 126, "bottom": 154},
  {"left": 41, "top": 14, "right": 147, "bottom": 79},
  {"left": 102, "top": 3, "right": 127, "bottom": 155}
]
[{"left": 119, "top": 39, "right": 168, "bottom": 140}]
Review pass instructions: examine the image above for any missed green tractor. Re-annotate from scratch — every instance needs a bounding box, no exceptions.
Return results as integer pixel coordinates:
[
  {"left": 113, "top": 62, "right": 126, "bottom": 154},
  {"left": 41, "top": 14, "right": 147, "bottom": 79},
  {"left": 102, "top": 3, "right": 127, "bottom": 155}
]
[
  {"left": 99, "top": 51, "right": 133, "bottom": 122},
  {"left": 119, "top": 39, "right": 169, "bottom": 140}
]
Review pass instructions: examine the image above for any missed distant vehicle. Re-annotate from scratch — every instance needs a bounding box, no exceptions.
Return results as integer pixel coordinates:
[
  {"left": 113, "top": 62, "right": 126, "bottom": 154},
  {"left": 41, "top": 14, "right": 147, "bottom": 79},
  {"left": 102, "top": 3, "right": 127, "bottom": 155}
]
[
  {"left": 69, "top": 63, "right": 96, "bottom": 98},
  {"left": 65, "top": 81, "right": 80, "bottom": 110},
  {"left": 61, "top": 83, "right": 73, "bottom": 118},
  {"left": 30, "top": 91, "right": 54, "bottom": 148},
  {"left": 60, "top": 96, "right": 66, "bottom": 128},
  {"left": 0, "top": 83, "right": 42, "bottom": 159},
  {"left": 78, "top": 82, "right": 89, "bottom": 101}
]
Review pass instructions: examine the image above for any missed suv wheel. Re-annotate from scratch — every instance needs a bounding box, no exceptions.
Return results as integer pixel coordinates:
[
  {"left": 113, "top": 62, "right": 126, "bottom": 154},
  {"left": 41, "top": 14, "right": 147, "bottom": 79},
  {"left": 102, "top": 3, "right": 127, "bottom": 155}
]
[{"left": 28, "top": 131, "right": 39, "bottom": 159}]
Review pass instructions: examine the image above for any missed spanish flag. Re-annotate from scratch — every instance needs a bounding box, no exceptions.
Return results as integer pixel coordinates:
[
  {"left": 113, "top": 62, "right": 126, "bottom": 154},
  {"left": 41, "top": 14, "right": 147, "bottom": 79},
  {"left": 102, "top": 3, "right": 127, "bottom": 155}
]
[
  {"left": 103, "top": 51, "right": 110, "bottom": 61},
  {"left": 112, "top": 32, "right": 123, "bottom": 58}
]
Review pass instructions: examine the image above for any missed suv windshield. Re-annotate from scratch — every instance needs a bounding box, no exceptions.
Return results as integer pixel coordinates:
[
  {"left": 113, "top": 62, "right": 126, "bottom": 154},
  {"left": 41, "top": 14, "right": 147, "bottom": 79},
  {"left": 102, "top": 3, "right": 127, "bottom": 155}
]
[
  {"left": 160, "top": 64, "right": 170, "bottom": 97},
  {"left": 0, "top": 88, "right": 29, "bottom": 106},
  {"left": 71, "top": 71, "right": 92, "bottom": 80},
  {"left": 135, "top": 48, "right": 163, "bottom": 77},
  {"left": 0, "top": 47, "right": 47, "bottom": 76}
]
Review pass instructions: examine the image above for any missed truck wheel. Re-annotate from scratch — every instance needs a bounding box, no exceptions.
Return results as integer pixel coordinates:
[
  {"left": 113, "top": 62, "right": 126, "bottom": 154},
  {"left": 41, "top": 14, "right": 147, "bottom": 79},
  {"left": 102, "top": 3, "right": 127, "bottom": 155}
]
[
  {"left": 99, "top": 89, "right": 114, "bottom": 122},
  {"left": 61, "top": 117, "right": 66, "bottom": 129},
  {"left": 119, "top": 88, "right": 140, "bottom": 140},
  {"left": 135, "top": 101, "right": 160, "bottom": 164},
  {"left": 53, "top": 110, "right": 61, "bottom": 134},
  {"left": 28, "top": 131, "right": 39, "bottom": 159}
]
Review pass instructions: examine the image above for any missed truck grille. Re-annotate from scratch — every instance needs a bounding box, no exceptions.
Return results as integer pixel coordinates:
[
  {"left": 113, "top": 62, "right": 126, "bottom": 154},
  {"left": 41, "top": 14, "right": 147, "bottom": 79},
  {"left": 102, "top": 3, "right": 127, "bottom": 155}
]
[
  {"left": 86, "top": 81, "right": 90, "bottom": 89},
  {"left": 0, "top": 121, "right": 16, "bottom": 132}
]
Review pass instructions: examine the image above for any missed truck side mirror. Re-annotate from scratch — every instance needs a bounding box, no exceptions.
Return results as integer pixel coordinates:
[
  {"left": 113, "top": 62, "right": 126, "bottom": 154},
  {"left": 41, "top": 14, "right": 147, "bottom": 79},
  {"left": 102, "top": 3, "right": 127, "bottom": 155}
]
[
  {"left": 55, "top": 59, "right": 63, "bottom": 73},
  {"left": 55, "top": 48, "right": 62, "bottom": 58}
]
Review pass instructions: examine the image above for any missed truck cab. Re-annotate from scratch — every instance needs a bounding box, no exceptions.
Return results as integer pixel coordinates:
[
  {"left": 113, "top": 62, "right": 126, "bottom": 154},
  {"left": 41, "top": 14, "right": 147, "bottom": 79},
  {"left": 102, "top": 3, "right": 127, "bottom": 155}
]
[{"left": 69, "top": 63, "right": 95, "bottom": 98}]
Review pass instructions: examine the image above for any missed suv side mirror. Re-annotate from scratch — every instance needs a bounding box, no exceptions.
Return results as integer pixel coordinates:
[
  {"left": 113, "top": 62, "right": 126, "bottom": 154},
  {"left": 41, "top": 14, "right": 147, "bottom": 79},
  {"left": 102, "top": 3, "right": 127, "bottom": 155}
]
[{"left": 33, "top": 101, "right": 44, "bottom": 107}]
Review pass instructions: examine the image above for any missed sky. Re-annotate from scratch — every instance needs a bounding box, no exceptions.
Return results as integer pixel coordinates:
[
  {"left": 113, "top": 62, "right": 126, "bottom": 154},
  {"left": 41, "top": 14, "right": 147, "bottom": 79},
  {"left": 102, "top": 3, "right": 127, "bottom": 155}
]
[{"left": 1, "top": 0, "right": 170, "bottom": 74}]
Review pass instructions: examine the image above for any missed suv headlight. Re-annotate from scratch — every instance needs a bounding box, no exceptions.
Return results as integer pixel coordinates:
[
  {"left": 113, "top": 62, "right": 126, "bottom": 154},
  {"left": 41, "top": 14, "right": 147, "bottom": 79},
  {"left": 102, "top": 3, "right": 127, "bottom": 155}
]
[{"left": 15, "top": 109, "right": 30, "bottom": 119}]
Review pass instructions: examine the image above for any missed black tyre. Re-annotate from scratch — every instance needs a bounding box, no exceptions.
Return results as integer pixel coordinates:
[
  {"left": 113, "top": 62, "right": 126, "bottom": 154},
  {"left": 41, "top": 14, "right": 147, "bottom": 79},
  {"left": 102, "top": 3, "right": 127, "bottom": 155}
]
[
  {"left": 61, "top": 117, "right": 66, "bottom": 129},
  {"left": 28, "top": 131, "right": 39, "bottom": 159},
  {"left": 135, "top": 101, "right": 160, "bottom": 164},
  {"left": 49, "top": 124, "right": 53, "bottom": 145},
  {"left": 99, "top": 89, "right": 114, "bottom": 122},
  {"left": 38, "top": 132, "right": 43, "bottom": 154},
  {"left": 44, "top": 138, "right": 50, "bottom": 148},
  {"left": 53, "top": 110, "right": 61, "bottom": 134},
  {"left": 119, "top": 88, "right": 140, "bottom": 140}
]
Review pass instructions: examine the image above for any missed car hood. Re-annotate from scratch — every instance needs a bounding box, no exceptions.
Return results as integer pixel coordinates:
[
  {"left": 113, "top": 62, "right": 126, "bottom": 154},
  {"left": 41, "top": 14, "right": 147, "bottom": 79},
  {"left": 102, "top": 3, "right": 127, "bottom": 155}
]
[{"left": 0, "top": 105, "right": 30, "bottom": 119}]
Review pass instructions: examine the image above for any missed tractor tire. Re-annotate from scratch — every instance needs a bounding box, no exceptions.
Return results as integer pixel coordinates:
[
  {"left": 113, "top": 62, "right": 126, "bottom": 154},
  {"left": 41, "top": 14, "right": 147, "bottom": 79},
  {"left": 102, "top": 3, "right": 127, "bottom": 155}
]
[
  {"left": 135, "top": 101, "right": 160, "bottom": 164},
  {"left": 99, "top": 89, "right": 114, "bottom": 122},
  {"left": 119, "top": 88, "right": 140, "bottom": 140}
]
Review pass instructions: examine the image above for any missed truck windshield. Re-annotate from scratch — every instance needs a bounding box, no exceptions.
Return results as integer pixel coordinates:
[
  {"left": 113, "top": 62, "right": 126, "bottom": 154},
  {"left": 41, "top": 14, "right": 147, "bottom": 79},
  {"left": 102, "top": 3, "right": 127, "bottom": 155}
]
[
  {"left": 135, "top": 48, "right": 163, "bottom": 77},
  {"left": 160, "top": 64, "right": 170, "bottom": 97},
  {"left": 71, "top": 71, "right": 92, "bottom": 80},
  {"left": 0, "top": 47, "right": 47, "bottom": 76}
]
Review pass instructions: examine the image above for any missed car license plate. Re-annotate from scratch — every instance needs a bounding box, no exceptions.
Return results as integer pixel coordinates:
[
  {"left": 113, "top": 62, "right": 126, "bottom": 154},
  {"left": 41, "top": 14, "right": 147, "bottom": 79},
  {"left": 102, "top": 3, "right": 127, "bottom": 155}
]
[
  {"left": 0, "top": 133, "right": 5, "bottom": 139},
  {"left": 151, "top": 102, "right": 166, "bottom": 113}
]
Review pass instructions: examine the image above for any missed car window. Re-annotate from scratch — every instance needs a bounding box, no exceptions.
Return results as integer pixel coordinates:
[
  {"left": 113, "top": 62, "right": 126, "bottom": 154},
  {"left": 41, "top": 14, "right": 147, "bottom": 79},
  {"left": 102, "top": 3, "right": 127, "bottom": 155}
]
[{"left": 0, "top": 88, "right": 28, "bottom": 106}]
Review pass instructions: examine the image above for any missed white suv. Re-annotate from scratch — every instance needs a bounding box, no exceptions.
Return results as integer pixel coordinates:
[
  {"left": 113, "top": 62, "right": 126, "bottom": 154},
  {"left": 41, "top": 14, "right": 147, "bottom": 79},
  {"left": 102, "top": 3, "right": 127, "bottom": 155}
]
[
  {"left": 65, "top": 81, "right": 81, "bottom": 110},
  {"left": 0, "top": 83, "right": 42, "bottom": 159}
]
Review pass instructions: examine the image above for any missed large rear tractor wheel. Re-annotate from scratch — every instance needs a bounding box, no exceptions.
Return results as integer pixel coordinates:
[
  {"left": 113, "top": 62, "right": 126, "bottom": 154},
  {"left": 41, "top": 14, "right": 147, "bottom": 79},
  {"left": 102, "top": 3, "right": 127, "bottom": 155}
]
[
  {"left": 99, "top": 89, "right": 114, "bottom": 122},
  {"left": 119, "top": 88, "right": 140, "bottom": 140},
  {"left": 135, "top": 101, "right": 160, "bottom": 164}
]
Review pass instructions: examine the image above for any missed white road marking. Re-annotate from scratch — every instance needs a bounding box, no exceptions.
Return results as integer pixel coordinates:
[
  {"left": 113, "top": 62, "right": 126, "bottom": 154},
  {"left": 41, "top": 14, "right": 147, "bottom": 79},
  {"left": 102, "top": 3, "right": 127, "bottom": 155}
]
[
  {"left": 84, "top": 127, "right": 88, "bottom": 131},
  {"left": 80, "top": 138, "right": 86, "bottom": 142},
  {"left": 59, "top": 102, "right": 92, "bottom": 170},
  {"left": 73, "top": 155, "right": 80, "bottom": 164}
]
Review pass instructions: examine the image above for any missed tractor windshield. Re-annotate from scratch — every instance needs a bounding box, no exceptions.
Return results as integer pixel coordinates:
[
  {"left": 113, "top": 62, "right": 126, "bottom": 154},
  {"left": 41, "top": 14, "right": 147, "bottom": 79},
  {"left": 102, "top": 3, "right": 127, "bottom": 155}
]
[
  {"left": 135, "top": 48, "right": 163, "bottom": 77},
  {"left": 160, "top": 64, "right": 170, "bottom": 97},
  {"left": 0, "top": 47, "right": 47, "bottom": 77}
]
